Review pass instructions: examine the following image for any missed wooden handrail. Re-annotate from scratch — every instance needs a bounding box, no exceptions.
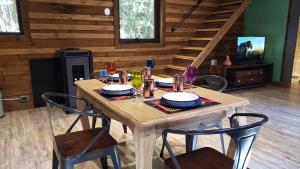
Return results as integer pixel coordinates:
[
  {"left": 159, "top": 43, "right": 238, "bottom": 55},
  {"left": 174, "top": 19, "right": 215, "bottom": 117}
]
[
  {"left": 171, "top": 0, "right": 204, "bottom": 32},
  {"left": 185, "top": 0, "right": 252, "bottom": 74}
]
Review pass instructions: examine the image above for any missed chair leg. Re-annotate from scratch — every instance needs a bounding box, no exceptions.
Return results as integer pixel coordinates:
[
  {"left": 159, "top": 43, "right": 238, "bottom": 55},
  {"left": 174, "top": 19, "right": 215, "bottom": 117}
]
[
  {"left": 217, "top": 121, "right": 226, "bottom": 154},
  {"left": 59, "top": 160, "right": 74, "bottom": 169},
  {"left": 92, "top": 116, "right": 97, "bottom": 129},
  {"left": 111, "top": 147, "right": 121, "bottom": 169},
  {"left": 160, "top": 143, "right": 165, "bottom": 158},
  {"left": 100, "top": 157, "right": 108, "bottom": 169},
  {"left": 122, "top": 124, "right": 127, "bottom": 133},
  {"left": 185, "top": 135, "right": 195, "bottom": 153},
  {"left": 102, "top": 115, "right": 111, "bottom": 133},
  {"left": 219, "top": 133, "right": 226, "bottom": 154},
  {"left": 52, "top": 149, "right": 59, "bottom": 169}
]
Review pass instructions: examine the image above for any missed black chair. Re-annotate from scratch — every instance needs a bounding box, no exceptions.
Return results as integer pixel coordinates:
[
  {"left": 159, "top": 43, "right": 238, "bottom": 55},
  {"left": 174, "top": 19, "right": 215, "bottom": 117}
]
[
  {"left": 195, "top": 75, "right": 228, "bottom": 92},
  {"left": 193, "top": 74, "right": 228, "bottom": 151},
  {"left": 160, "top": 75, "right": 228, "bottom": 157},
  {"left": 90, "top": 72, "right": 128, "bottom": 134},
  {"left": 42, "top": 92, "right": 121, "bottom": 169},
  {"left": 161, "top": 113, "right": 268, "bottom": 169}
]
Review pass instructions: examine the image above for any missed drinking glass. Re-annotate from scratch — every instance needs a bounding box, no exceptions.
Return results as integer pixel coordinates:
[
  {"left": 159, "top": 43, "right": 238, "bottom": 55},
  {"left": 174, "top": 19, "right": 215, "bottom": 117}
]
[
  {"left": 131, "top": 70, "right": 143, "bottom": 101},
  {"left": 106, "top": 62, "right": 117, "bottom": 84},
  {"left": 146, "top": 59, "right": 155, "bottom": 69},
  {"left": 118, "top": 70, "right": 128, "bottom": 84},
  {"left": 186, "top": 66, "right": 197, "bottom": 88},
  {"left": 98, "top": 70, "right": 109, "bottom": 78},
  {"left": 173, "top": 74, "right": 184, "bottom": 92}
]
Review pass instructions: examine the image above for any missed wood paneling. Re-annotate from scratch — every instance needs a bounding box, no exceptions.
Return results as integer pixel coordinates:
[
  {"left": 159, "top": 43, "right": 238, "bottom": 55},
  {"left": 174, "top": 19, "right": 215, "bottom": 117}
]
[{"left": 0, "top": 0, "right": 220, "bottom": 112}]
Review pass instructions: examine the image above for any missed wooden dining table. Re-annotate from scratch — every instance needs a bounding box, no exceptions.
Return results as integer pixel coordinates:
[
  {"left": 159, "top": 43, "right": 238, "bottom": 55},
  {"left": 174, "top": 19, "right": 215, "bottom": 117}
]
[{"left": 75, "top": 76, "right": 249, "bottom": 169}]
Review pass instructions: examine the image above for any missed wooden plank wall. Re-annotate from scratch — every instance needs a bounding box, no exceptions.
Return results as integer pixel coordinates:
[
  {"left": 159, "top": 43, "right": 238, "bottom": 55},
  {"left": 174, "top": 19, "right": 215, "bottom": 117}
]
[{"left": 0, "top": 0, "right": 220, "bottom": 112}]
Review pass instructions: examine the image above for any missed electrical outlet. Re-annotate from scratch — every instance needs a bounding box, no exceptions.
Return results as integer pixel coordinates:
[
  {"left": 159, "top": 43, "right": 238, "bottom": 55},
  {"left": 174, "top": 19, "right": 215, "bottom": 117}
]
[{"left": 20, "top": 95, "right": 30, "bottom": 103}]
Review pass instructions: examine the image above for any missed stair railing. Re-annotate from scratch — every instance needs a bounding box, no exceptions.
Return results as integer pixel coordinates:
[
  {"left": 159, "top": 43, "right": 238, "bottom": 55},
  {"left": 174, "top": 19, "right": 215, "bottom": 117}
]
[
  {"left": 185, "top": 0, "right": 252, "bottom": 74},
  {"left": 171, "top": 0, "right": 204, "bottom": 32}
]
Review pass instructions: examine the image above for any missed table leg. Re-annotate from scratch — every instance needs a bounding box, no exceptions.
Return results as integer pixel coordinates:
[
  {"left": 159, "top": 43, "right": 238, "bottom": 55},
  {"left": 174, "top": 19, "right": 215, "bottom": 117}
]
[
  {"left": 133, "top": 127, "right": 158, "bottom": 169},
  {"left": 77, "top": 89, "right": 90, "bottom": 129},
  {"left": 227, "top": 106, "right": 247, "bottom": 157}
]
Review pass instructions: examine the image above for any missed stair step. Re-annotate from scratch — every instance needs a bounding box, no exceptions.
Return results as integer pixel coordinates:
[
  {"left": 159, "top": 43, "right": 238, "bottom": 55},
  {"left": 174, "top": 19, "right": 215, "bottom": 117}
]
[
  {"left": 197, "top": 28, "right": 221, "bottom": 32},
  {"left": 157, "top": 74, "right": 172, "bottom": 78},
  {"left": 205, "top": 18, "right": 228, "bottom": 23},
  {"left": 219, "top": 0, "right": 243, "bottom": 7},
  {"left": 190, "top": 37, "right": 213, "bottom": 41},
  {"left": 165, "top": 65, "right": 186, "bottom": 71},
  {"left": 173, "top": 55, "right": 196, "bottom": 61},
  {"left": 212, "top": 10, "right": 235, "bottom": 15},
  {"left": 182, "top": 47, "right": 205, "bottom": 51}
]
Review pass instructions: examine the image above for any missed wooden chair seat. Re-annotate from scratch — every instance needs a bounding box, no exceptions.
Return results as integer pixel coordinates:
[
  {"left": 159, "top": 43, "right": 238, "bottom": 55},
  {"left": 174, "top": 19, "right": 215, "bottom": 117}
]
[
  {"left": 165, "top": 147, "right": 234, "bottom": 169},
  {"left": 55, "top": 128, "right": 118, "bottom": 158}
]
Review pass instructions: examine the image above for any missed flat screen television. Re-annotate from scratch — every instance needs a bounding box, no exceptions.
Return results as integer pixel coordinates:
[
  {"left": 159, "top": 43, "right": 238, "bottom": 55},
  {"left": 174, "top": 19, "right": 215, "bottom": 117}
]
[{"left": 236, "top": 36, "right": 265, "bottom": 63}]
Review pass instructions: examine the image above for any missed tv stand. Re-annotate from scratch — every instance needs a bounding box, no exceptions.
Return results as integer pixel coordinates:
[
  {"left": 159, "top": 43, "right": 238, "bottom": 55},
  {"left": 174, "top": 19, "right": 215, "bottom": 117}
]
[{"left": 223, "top": 63, "right": 273, "bottom": 92}]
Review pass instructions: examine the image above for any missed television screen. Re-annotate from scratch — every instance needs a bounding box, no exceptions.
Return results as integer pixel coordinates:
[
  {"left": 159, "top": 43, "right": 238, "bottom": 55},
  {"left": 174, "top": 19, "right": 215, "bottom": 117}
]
[{"left": 237, "top": 36, "right": 265, "bottom": 62}]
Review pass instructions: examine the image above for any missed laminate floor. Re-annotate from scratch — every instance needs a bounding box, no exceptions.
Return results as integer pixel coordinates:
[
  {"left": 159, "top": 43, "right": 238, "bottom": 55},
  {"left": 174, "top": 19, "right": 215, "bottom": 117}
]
[{"left": 0, "top": 81, "right": 299, "bottom": 169}]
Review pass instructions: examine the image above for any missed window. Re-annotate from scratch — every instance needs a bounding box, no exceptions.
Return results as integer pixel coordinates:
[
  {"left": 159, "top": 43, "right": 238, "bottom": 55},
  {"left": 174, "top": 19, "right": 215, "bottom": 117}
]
[
  {"left": 0, "top": 0, "right": 23, "bottom": 34},
  {"left": 114, "top": 0, "right": 165, "bottom": 47}
]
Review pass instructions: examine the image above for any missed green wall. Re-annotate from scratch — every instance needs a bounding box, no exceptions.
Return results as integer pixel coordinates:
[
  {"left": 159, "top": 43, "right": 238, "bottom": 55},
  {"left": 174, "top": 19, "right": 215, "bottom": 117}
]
[{"left": 244, "top": 0, "right": 290, "bottom": 81}]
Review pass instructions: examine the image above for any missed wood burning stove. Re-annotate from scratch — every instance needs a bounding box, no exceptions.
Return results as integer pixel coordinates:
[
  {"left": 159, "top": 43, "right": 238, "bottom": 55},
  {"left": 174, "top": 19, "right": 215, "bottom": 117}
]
[
  {"left": 57, "top": 48, "right": 93, "bottom": 108},
  {"left": 30, "top": 48, "right": 93, "bottom": 109}
]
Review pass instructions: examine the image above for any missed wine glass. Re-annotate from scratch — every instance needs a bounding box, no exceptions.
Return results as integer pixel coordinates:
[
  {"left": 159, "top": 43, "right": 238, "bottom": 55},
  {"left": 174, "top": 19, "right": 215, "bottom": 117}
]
[
  {"left": 131, "top": 70, "right": 143, "bottom": 101},
  {"left": 107, "top": 62, "right": 116, "bottom": 84},
  {"left": 186, "top": 66, "right": 197, "bottom": 88},
  {"left": 146, "top": 59, "right": 155, "bottom": 69}
]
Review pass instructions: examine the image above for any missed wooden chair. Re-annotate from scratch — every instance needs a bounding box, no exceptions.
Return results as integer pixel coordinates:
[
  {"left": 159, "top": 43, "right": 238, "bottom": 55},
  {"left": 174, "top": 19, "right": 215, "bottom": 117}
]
[
  {"left": 90, "top": 72, "right": 128, "bottom": 133},
  {"left": 161, "top": 113, "right": 268, "bottom": 169},
  {"left": 42, "top": 92, "right": 121, "bottom": 169},
  {"left": 160, "top": 75, "right": 228, "bottom": 157}
]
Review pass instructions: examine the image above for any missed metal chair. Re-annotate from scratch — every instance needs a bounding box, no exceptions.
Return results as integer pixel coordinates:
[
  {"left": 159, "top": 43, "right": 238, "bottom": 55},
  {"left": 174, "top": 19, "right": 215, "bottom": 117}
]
[
  {"left": 194, "top": 75, "right": 228, "bottom": 92},
  {"left": 162, "top": 113, "right": 268, "bottom": 169},
  {"left": 90, "top": 72, "right": 128, "bottom": 134},
  {"left": 160, "top": 75, "right": 228, "bottom": 157},
  {"left": 192, "top": 75, "right": 228, "bottom": 152},
  {"left": 42, "top": 92, "right": 121, "bottom": 169}
]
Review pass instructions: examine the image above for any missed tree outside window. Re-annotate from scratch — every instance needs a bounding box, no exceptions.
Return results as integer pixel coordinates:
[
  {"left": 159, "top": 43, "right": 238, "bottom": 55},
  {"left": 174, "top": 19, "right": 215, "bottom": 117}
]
[
  {"left": 0, "top": 0, "right": 22, "bottom": 34},
  {"left": 119, "top": 0, "right": 155, "bottom": 40},
  {"left": 115, "top": 0, "right": 164, "bottom": 47}
]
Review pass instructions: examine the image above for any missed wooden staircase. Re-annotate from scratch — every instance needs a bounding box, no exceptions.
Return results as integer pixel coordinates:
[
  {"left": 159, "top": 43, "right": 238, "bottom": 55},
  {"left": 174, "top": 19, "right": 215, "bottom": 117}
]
[{"left": 159, "top": 0, "right": 252, "bottom": 77}]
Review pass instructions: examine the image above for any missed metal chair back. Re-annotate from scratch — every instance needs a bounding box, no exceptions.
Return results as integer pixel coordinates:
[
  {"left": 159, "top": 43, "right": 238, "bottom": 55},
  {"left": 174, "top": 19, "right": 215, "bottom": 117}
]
[
  {"left": 42, "top": 92, "right": 110, "bottom": 161},
  {"left": 162, "top": 113, "right": 268, "bottom": 169},
  {"left": 195, "top": 75, "right": 228, "bottom": 92}
]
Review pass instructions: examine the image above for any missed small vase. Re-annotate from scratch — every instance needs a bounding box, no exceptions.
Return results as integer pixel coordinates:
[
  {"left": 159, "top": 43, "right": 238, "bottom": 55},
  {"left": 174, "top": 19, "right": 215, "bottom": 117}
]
[{"left": 224, "top": 55, "right": 232, "bottom": 66}]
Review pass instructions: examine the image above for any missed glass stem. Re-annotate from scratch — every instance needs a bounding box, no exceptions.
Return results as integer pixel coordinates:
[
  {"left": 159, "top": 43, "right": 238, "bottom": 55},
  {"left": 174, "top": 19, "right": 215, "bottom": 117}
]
[{"left": 189, "top": 81, "right": 193, "bottom": 89}]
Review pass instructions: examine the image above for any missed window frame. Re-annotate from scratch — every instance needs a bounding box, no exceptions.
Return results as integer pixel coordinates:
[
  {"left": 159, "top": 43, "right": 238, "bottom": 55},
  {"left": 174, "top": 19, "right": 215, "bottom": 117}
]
[
  {"left": 114, "top": 0, "right": 165, "bottom": 48},
  {"left": 0, "top": 0, "right": 30, "bottom": 39}
]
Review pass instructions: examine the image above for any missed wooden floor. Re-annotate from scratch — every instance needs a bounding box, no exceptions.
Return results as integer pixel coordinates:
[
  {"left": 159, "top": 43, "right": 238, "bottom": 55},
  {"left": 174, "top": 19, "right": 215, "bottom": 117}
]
[{"left": 0, "top": 80, "right": 299, "bottom": 169}]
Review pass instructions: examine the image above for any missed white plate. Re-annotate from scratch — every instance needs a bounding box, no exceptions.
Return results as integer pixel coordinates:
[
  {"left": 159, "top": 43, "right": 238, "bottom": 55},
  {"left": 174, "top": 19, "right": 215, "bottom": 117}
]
[
  {"left": 102, "top": 84, "right": 133, "bottom": 91},
  {"left": 110, "top": 73, "right": 131, "bottom": 78},
  {"left": 162, "top": 92, "right": 199, "bottom": 102},
  {"left": 156, "top": 78, "right": 173, "bottom": 84}
]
